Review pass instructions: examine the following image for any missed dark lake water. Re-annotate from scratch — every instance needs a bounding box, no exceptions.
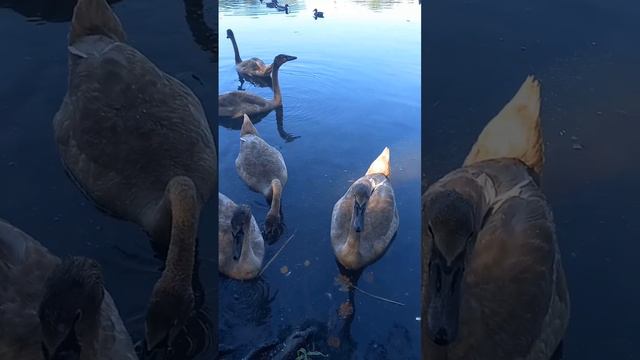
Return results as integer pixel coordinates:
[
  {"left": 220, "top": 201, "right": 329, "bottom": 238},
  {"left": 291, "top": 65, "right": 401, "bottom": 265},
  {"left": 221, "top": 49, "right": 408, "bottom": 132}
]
[
  {"left": 218, "top": 0, "right": 421, "bottom": 358},
  {"left": 0, "top": 0, "right": 218, "bottom": 358},
  {"left": 423, "top": 0, "right": 640, "bottom": 358}
]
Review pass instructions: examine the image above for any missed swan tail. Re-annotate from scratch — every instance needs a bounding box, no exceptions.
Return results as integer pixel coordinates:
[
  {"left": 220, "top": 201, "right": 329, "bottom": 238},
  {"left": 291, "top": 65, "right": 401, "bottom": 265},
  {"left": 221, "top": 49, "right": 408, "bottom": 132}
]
[
  {"left": 69, "top": 0, "right": 127, "bottom": 45},
  {"left": 240, "top": 114, "right": 259, "bottom": 136},
  {"left": 463, "top": 75, "right": 544, "bottom": 175},
  {"left": 366, "top": 147, "right": 391, "bottom": 177}
]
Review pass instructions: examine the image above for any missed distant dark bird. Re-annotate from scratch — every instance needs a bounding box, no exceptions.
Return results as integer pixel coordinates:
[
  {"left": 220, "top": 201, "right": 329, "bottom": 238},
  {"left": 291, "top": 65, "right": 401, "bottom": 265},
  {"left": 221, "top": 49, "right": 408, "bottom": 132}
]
[
  {"left": 265, "top": 0, "right": 277, "bottom": 7},
  {"left": 313, "top": 8, "right": 324, "bottom": 18},
  {"left": 275, "top": 3, "right": 288, "bottom": 13}
]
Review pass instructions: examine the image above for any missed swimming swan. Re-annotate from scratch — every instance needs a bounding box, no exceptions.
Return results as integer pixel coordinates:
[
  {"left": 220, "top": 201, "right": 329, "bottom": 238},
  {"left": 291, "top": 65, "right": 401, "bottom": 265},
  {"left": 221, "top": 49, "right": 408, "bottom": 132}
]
[
  {"left": 235, "top": 115, "right": 288, "bottom": 242},
  {"left": 226, "top": 29, "right": 273, "bottom": 87},
  {"left": 218, "top": 193, "right": 265, "bottom": 280},
  {"left": 276, "top": 3, "right": 289, "bottom": 13},
  {"left": 331, "top": 147, "right": 399, "bottom": 270},
  {"left": 421, "top": 76, "right": 569, "bottom": 359},
  {"left": 52, "top": 0, "right": 216, "bottom": 257},
  {"left": 0, "top": 219, "right": 137, "bottom": 360},
  {"left": 53, "top": 0, "right": 207, "bottom": 353},
  {"left": 219, "top": 54, "right": 297, "bottom": 120}
]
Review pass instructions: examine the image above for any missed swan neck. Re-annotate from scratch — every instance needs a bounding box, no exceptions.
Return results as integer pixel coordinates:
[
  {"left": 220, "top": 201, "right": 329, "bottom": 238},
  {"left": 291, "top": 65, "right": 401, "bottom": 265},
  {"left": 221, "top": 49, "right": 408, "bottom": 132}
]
[
  {"left": 164, "top": 177, "right": 198, "bottom": 282},
  {"left": 230, "top": 34, "right": 242, "bottom": 64},
  {"left": 271, "top": 63, "right": 283, "bottom": 106},
  {"left": 268, "top": 179, "right": 282, "bottom": 217}
]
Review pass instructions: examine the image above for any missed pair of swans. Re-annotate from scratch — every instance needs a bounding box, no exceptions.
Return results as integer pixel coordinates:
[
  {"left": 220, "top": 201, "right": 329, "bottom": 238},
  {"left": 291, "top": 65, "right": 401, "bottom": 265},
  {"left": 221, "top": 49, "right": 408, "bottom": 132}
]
[
  {"left": 1, "top": 0, "right": 217, "bottom": 357},
  {"left": 220, "top": 29, "right": 296, "bottom": 120},
  {"left": 221, "top": 30, "right": 299, "bottom": 142},
  {"left": 219, "top": 115, "right": 288, "bottom": 280},
  {"left": 421, "top": 76, "right": 569, "bottom": 360}
]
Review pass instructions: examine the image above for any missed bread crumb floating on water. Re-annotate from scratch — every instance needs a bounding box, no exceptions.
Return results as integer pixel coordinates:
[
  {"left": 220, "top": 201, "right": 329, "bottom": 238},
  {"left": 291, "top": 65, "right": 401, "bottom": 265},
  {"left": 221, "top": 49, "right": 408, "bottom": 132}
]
[
  {"left": 280, "top": 265, "right": 288, "bottom": 274},
  {"left": 364, "top": 271, "right": 374, "bottom": 283},
  {"left": 304, "top": 260, "right": 311, "bottom": 267},
  {"left": 338, "top": 301, "right": 353, "bottom": 319}
]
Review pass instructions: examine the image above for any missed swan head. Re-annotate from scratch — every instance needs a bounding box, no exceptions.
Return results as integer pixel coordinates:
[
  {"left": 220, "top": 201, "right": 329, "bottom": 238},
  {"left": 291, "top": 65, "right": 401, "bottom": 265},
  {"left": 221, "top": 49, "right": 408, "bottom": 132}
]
[
  {"left": 38, "top": 257, "right": 104, "bottom": 360},
  {"left": 226, "top": 29, "right": 234, "bottom": 39},
  {"left": 313, "top": 8, "right": 318, "bottom": 12},
  {"left": 351, "top": 182, "right": 373, "bottom": 233},
  {"left": 231, "top": 204, "right": 252, "bottom": 260},
  {"left": 423, "top": 189, "right": 477, "bottom": 346},
  {"left": 273, "top": 54, "right": 297, "bottom": 67},
  {"left": 145, "top": 276, "right": 194, "bottom": 354}
]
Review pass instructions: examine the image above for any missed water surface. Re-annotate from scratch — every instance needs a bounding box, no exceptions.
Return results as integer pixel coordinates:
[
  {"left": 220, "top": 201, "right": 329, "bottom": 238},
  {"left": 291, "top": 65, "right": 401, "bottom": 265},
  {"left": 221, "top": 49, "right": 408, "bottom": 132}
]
[
  {"left": 218, "top": 0, "right": 421, "bottom": 358},
  {"left": 423, "top": 0, "right": 640, "bottom": 357}
]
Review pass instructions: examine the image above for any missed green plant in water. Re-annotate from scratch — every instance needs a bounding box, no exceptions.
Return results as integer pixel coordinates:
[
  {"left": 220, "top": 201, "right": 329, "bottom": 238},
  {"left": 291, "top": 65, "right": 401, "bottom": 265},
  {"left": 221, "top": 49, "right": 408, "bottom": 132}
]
[{"left": 296, "top": 346, "right": 329, "bottom": 360}]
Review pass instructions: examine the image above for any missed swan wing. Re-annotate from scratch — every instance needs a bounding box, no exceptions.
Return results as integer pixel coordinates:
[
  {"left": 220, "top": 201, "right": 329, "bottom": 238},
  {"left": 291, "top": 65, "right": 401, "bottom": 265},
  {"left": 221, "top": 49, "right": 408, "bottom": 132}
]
[
  {"left": 55, "top": 38, "right": 217, "bottom": 223},
  {"left": 363, "top": 176, "right": 398, "bottom": 258},
  {"left": 437, "top": 161, "right": 568, "bottom": 360}
]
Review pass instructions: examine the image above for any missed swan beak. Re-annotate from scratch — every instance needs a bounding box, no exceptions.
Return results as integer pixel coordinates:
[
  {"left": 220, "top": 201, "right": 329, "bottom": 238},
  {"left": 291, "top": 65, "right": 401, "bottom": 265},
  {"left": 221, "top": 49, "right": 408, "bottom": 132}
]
[
  {"left": 427, "top": 256, "right": 464, "bottom": 346},
  {"left": 232, "top": 229, "right": 244, "bottom": 260},
  {"left": 352, "top": 203, "right": 366, "bottom": 232},
  {"left": 285, "top": 55, "right": 297, "bottom": 62}
]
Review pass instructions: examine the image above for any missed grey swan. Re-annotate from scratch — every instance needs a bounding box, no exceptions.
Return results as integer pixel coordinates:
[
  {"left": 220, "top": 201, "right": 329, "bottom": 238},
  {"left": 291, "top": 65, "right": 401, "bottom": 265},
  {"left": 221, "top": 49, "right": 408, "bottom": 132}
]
[
  {"left": 52, "top": 0, "right": 210, "bottom": 353},
  {"left": 331, "top": 147, "right": 399, "bottom": 270},
  {"left": 52, "top": 0, "right": 216, "bottom": 257},
  {"left": 0, "top": 219, "right": 136, "bottom": 360},
  {"left": 421, "top": 76, "right": 569, "bottom": 359},
  {"left": 218, "top": 193, "right": 265, "bottom": 280},
  {"left": 235, "top": 115, "right": 288, "bottom": 242},
  {"left": 226, "top": 29, "right": 273, "bottom": 87},
  {"left": 219, "top": 54, "right": 297, "bottom": 120}
]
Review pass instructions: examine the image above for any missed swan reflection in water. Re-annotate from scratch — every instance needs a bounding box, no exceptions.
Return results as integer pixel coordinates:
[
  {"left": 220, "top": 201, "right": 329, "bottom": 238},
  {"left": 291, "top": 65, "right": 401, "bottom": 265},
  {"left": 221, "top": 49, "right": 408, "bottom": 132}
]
[
  {"left": 328, "top": 262, "right": 414, "bottom": 360},
  {"left": 0, "top": 0, "right": 122, "bottom": 22},
  {"left": 219, "top": 107, "right": 300, "bottom": 143},
  {"left": 218, "top": 276, "right": 277, "bottom": 358}
]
